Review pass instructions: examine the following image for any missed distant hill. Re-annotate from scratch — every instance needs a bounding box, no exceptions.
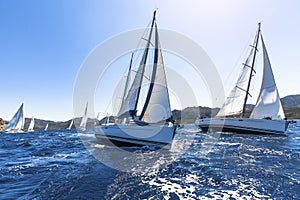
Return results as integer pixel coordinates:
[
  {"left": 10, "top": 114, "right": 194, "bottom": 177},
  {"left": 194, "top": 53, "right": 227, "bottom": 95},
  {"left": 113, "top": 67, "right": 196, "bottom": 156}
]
[
  {"left": 1, "top": 95, "right": 300, "bottom": 130},
  {"left": 0, "top": 118, "right": 6, "bottom": 131},
  {"left": 172, "top": 95, "right": 300, "bottom": 123},
  {"left": 281, "top": 94, "right": 300, "bottom": 108}
]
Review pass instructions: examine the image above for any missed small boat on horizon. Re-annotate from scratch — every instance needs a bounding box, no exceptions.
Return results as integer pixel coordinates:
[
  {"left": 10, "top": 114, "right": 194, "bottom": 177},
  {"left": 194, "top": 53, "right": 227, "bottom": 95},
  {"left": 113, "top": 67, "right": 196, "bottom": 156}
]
[
  {"left": 27, "top": 116, "right": 35, "bottom": 132},
  {"left": 195, "top": 23, "right": 289, "bottom": 135},
  {"left": 3, "top": 103, "right": 25, "bottom": 133},
  {"left": 79, "top": 102, "right": 88, "bottom": 131},
  {"left": 44, "top": 123, "right": 49, "bottom": 131},
  {"left": 67, "top": 119, "right": 74, "bottom": 130}
]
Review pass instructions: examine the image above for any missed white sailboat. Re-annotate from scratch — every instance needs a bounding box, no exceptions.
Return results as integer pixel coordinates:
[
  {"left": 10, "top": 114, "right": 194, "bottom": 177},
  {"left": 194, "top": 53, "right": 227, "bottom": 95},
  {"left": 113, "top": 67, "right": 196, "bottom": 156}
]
[
  {"left": 67, "top": 119, "right": 73, "bottom": 130},
  {"left": 44, "top": 123, "right": 48, "bottom": 131},
  {"left": 3, "top": 103, "right": 25, "bottom": 133},
  {"left": 79, "top": 103, "right": 88, "bottom": 131},
  {"left": 95, "top": 11, "right": 176, "bottom": 148},
  {"left": 27, "top": 117, "right": 35, "bottom": 132},
  {"left": 195, "top": 23, "right": 289, "bottom": 135}
]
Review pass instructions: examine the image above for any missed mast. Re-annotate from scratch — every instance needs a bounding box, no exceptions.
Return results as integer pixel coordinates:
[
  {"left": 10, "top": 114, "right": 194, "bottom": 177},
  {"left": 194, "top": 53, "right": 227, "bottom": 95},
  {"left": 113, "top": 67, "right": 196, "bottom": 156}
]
[
  {"left": 241, "top": 22, "right": 261, "bottom": 117},
  {"left": 130, "top": 10, "right": 156, "bottom": 118}
]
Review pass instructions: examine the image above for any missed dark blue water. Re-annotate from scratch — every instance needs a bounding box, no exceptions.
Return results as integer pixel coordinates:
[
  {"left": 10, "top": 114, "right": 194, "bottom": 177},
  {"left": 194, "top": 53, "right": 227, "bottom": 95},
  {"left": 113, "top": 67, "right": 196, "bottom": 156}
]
[{"left": 0, "top": 125, "right": 299, "bottom": 199}]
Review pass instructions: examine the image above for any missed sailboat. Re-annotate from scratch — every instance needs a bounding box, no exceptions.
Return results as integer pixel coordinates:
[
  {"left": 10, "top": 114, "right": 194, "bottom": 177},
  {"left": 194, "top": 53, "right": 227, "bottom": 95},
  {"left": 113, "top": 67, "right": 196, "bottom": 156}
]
[
  {"left": 79, "top": 103, "right": 88, "bottom": 131},
  {"left": 27, "top": 117, "right": 35, "bottom": 132},
  {"left": 94, "top": 11, "right": 176, "bottom": 148},
  {"left": 44, "top": 123, "right": 48, "bottom": 131},
  {"left": 3, "top": 103, "right": 25, "bottom": 133},
  {"left": 195, "top": 23, "right": 289, "bottom": 135},
  {"left": 67, "top": 119, "right": 73, "bottom": 130}
]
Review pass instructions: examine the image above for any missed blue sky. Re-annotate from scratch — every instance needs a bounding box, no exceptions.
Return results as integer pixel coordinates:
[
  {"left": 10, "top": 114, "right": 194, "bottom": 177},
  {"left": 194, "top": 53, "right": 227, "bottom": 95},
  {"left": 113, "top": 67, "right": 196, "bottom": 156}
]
[{"left": 0, "top": 0, "right": 300, "bottom": 121}]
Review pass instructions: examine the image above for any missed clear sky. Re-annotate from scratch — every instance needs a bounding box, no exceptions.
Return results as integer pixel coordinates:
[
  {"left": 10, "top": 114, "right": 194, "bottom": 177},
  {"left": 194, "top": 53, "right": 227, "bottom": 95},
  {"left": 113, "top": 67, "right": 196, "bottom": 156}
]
[{"left": 0, "top": 0, "right": 299, "bottom": 121}]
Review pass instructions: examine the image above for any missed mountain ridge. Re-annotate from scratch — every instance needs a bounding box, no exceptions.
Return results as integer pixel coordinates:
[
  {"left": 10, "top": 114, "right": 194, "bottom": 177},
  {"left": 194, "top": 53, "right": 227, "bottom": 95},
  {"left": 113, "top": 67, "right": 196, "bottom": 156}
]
[{"left": 1, "top": 94, "right": 300, "bottom": 131}]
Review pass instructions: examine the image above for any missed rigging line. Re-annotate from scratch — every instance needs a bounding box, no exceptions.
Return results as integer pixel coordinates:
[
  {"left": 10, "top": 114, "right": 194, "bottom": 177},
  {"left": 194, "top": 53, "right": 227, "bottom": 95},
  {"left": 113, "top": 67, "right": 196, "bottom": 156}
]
[
  {"left": 130, "top": 69, "right": 150, "bottom": 81},
  {"left": 126, "top": 20, "right": 152, "bottom": 69},
  {"left": 215, "top": 32, "right": 255, "bottom": 102},
  {"left": 236, "top": 86, "right": 252, "bottom": 97},
  {"left": 132, "top": 11, "right": 157, "bottom": 113},
  {"left": 141, "top": 37, "right": 154, "bottom": 47}
]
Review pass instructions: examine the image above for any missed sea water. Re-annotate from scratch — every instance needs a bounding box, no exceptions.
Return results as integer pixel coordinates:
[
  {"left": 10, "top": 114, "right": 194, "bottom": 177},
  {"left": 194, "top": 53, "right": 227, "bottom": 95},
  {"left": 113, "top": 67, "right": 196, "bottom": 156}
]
[{"left": 0, "top": 125, "right": 299, "bottom": 199}]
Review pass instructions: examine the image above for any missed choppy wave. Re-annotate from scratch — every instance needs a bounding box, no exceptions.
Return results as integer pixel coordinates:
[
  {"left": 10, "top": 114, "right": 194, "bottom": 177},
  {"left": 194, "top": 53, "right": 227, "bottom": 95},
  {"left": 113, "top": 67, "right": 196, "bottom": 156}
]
[{"left": 0, "top": 126, "right": 299, "bottom": 199}]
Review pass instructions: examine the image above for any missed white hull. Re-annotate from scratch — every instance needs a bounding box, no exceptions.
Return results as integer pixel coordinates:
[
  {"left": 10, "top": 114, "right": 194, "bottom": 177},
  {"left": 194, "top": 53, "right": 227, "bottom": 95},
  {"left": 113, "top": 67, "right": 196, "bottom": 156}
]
[
  {"left": 5, "top": 129, "right": 24, "bottom": 134},
  {"left": 195, "top": 118, "right": 289, "bottom": 135},
  {"left": 94, "top": 124, "right": 176, "bottom": 149}
]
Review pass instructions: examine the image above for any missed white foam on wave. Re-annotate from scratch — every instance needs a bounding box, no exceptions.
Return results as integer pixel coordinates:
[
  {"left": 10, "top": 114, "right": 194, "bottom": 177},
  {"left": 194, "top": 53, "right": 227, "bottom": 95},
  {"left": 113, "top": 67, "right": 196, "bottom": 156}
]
[
  {"left": 146, "top": 173, "right": 201, "bottom": 199},
  {"left": 78, "top": 133, "right": 95, "bottom": 138},
  {"left": 239, "top": 144, "right": 285, "bottom": 156},
  {"left": 216, "top": 142, "right": 241, "bottom": 146},
  {"left": 205, "top": 179, "right": 271, "bottom": 200}
]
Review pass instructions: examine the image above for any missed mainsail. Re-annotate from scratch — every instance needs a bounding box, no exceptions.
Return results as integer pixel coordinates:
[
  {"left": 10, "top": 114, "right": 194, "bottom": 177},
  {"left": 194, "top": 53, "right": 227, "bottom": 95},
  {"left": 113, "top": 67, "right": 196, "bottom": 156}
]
[
  {"left": 217, "top": 47, "right": 256, "bottom": 117},
  {"left": 27, "top": 117, "right": 35, "bottom": 132},
  {"left": 4, "top": 103, "right": 24, "bottom": 132},
  {"left": 139, "top": 22, "right": 172, "bottom": 123},
  {"left": 117, "top": 11, "right": 172, "bottom": 123},
  {"left": 250, "top": 35, "right": 285, "bottom": 120},
  {"left": 118, "top": 13, "right": 156, "bottom": 118},
  {"left": 217, "top": 25, "right": 260, "bottom": 118}
]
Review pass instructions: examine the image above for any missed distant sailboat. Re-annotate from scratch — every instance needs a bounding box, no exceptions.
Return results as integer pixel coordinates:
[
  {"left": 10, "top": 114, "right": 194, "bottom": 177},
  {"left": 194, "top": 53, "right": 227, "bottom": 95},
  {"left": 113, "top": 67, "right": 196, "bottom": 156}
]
[
  {"left": 79, "top": 103, "right": 88, "bottom": 131},
  {"left": 44, "top": 123, "right": 48, "bottom": 131},
  {"left": 95, "top": 11, "right": 176, "bottom": 148},
  {"left": 3, "top": 103, "right": 25, "bottom": 133},
  {"left": 195, "top": 23, "right": 289, "bottom": 135},
  {"left": 27, "top": 117, "right": 35, "bottom": 132},
  {"left": 67, "top": 119, "right": 73, "bottom": 130}
]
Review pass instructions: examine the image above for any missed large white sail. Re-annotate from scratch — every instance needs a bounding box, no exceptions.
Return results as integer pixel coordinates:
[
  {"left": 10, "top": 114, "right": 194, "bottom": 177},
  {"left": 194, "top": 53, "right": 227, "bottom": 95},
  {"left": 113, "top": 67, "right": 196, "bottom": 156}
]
[
  {"left": 217, "top": 47, "right": 256, "bottom": 117},
  {"left": 117, "top": 14, "right": 156, "bottom": 118},
  {"left": 250, "top": 35, "right": 285, "bottom": 120},
  {"left": 217, "top": 24, "right": 261, "bottom": 117},
  {"left": 117, "top": 54, "right": 133, "bottom": 117},
  {"left": 27, "top": 117, "right": 35, "bottom": 132},
  {"left": 140, "top": 23, "right": 172, "bottom": 123},
  {"left": 79, "top": 103, "right": 88, "bottom": 130},
  {"left": 4, "top": 104, "right": 24, "bottom": 132}
]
